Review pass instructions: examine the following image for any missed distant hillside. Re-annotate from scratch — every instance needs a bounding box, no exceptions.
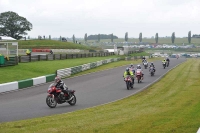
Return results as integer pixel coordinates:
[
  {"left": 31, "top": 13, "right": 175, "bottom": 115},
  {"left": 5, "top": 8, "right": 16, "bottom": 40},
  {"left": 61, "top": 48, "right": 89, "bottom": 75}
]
[
  {"left": 87, "top": 34, "right": 118, "bottom": 40},
  {"left": 10, "top": 40, "right": 97, "bottom": 50}
]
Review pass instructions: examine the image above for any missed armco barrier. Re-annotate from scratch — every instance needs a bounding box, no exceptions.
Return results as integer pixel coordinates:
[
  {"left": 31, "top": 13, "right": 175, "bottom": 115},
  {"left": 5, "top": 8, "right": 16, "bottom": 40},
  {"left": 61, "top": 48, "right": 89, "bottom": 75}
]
[{"left": 0, "top": 82, "right": 18, "bottom": 93}]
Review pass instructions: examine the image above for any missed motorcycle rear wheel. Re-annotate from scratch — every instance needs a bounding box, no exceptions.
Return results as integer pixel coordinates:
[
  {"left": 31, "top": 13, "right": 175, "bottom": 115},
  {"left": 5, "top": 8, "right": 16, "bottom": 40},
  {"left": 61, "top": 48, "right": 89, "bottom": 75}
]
[
  {"left": 46, "top": 95, "right": 57, "bottom": 108},
  {"left": 68, "top": 94, "right": 76, "bottom": 106},
  {"left": 137, "top": 76, "right": 141, "bottom": 83}
]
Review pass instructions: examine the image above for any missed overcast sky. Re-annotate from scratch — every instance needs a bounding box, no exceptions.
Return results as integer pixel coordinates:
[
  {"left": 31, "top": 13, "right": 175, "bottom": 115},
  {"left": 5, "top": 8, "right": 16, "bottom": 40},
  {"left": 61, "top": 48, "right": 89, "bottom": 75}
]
[{"left": 0, "top": 0, "right": 199, "bottom": 38}]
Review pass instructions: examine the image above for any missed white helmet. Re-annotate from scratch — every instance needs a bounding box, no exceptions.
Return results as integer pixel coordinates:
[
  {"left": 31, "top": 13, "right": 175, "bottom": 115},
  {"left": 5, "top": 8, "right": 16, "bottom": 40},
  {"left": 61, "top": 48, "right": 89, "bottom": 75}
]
[
  {"left": 55, "top": 76, "right": 61, "bottom": 83},
  {"left": 137, "top": 65, "right": 140, "bottom": 67}
]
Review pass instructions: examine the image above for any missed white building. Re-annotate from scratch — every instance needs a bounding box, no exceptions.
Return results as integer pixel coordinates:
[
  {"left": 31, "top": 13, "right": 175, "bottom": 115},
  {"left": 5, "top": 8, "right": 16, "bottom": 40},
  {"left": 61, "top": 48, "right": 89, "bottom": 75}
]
[{"left": 0, "top": 36, "right": 16, "bottom": 41}]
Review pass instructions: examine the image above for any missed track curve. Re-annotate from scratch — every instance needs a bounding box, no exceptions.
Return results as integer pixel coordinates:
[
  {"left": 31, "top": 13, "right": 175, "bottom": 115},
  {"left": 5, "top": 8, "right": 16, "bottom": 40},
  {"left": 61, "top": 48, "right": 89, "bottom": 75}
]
[{"left": 0, "top": 58, "right": 186, "bottom": 123}]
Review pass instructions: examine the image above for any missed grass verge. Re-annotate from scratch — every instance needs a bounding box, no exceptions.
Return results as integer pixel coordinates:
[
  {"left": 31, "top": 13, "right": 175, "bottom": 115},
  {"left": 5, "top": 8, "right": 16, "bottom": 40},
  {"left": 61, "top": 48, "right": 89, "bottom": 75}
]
[
  {"left": 0, "top": 59, "right": 200, "bottom": 133},
  {"left": 0, "top": 54, "right": 153, "bottom": 84}
]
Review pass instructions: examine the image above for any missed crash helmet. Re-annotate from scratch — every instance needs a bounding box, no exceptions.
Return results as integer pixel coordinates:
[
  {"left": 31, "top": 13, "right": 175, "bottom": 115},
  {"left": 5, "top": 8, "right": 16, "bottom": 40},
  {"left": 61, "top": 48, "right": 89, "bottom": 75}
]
[
  {"left": 55, "top": 76, "right": 61, "bottom": 83},
  {"left": 151, "top": 62, "right": 153, "bottom": 65},
  {"left": 126, "top": 67, "right": 129, "bottom": 72},
  {"left": 130, "top": 64, "right": 133, "bottom": 67}
]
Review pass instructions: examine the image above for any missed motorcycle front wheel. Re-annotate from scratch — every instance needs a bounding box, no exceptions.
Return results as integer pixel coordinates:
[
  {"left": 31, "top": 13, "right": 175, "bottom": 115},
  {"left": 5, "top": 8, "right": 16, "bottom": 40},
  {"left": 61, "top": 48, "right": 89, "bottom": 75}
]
[
  {"left": 126, "top": 81, "right": 131, "bottom": 90},
  {"left": 68, "top": 94, "right": 76, "bottom": 106},
  {"left": 46, "top": 95, "right": 57, "bottom": 108}
]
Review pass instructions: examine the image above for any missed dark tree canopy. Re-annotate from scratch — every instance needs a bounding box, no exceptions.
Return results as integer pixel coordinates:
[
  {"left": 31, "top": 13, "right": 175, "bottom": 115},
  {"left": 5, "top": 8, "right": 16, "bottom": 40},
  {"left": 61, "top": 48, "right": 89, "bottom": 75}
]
[
  {"left": 155, "top": 33, "right": 158, "bottom": 43},
  {"left": 0, "top": 11, "right": 32, "bottom": 40},
  {"left": 125, "top": 32, "right": 128, "bottom": 42},
  {"left": 98, "top": 33, "right": 100, "bottom": 42},
  {"left": 139, "top": 33, "right": 142, "bottom": 42},
  {"left": 87, "top": 34, "right": 118, "bottom": 40},
  {"left": 72, "top": 34, "right": 75, "bottom": 43},
  {"left": 84, "top": 33, "right": 87, "bottom": 42},
  {"left": 171, "top": 32, "right": 175, "bottom": 44},
  {"left": 188, "top": 31, "right": 191, "bottom": 44},
  {"left": 111, "top": 33, "right": 113, "bottom": 42}
]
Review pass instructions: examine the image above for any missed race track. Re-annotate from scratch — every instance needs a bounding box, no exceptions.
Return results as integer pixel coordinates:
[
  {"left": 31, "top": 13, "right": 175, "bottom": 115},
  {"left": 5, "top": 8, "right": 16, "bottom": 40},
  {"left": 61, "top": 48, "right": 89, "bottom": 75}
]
[{"left": 0, "top": 58, "right": 186, "bottom": 123}]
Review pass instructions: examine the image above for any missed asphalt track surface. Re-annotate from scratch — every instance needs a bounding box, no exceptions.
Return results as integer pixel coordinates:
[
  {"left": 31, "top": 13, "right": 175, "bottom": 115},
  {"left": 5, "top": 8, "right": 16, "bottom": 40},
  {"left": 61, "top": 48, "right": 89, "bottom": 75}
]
[{"left": 0, "top": 58, "right": 186, "bottom": 123}]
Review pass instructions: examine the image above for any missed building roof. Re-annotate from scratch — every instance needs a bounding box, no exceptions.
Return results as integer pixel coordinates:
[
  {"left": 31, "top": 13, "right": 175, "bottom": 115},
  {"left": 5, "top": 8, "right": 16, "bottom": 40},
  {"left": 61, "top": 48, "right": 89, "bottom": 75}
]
[{"left": 0, "top": 36, "right": 16, "bottom": 41}]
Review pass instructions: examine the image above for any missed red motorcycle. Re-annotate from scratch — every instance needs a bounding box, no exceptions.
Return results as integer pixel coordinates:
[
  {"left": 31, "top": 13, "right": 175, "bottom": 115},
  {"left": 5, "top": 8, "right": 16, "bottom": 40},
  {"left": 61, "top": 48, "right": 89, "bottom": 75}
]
[
  {"left": 124, "top": 75, "right": 133, "bottom": 90},
  {"left": 136, "top": 70, "right": 143, "bottom": 83},
  {"left": 46, "top": 83, "right": 76, "bottom": 108}
]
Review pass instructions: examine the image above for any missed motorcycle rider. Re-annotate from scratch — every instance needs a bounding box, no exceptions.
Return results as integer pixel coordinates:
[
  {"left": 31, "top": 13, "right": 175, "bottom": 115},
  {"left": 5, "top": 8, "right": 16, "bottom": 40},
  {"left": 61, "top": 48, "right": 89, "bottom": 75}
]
[
  {"left": 166, "top": 57, "right": 170, "bottom": 66},
  {"left": 149, "top": 62, "right": 156, "bottom": 72},
  {"left": 54, "top": 76, "right": 69, "bottom": 99},
  {"left": 136, "top": 65, "right": 144, "bottom": 79},
  {"left": 123, "top": 67, "right": 134, "bottom": 87},
  {"left": 162, "top": 59, "right": 167, "bottom": 64},
  {"left": 142, "top": 56, "right": 147, "bottom": 63},
  {"left": 129, "top": 64, "right": 135, "bottom": 74}
]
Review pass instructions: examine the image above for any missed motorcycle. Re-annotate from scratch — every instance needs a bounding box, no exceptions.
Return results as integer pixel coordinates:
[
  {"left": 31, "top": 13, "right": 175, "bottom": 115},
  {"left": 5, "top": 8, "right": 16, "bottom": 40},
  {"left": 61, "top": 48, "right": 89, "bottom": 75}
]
[
  {"left": 46, "top": 83, "right": 76, "bottom": 108},
  {"left": 149, "top": 67, "right": 155, "bottom": 76},
  {"left": 143, "top": 62, "right": 148, "bottom": 69},
  {"left": 136, "top": 70, "right": 143, "bottom": 83},
  {"left": 124, "top": 75, "right": 133, "bottom": 90},
  {"left": 163, "top": 62, "right": 166, "bottom": 69}
]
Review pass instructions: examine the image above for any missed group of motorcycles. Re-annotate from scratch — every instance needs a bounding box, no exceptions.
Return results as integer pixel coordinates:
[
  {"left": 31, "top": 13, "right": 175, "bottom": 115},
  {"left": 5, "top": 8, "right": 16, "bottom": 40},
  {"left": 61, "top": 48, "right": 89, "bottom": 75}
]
[
  {"left": 45, "top": 58, "right": 170, "bottom": 108},
  {"left": 124, "top": 59, "right": 170, "bottom": 90},
  {"left": 162, "top": 60, "right": 170, "bottom": 69}
]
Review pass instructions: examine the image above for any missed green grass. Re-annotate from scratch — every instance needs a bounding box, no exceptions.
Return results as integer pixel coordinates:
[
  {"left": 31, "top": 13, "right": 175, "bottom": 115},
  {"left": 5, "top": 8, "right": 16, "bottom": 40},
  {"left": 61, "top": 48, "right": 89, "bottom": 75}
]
[
  {"left": 0, "top": 55, "right": 120, "bottom": 84},
  {"left": 0, "top": 58, "right": 199, "bottom": 133},
  {"left": 0, "top": 52, "right": 151, "bottom": 84},
  {"left": 8, "top": 40, "right": 97, "bottom": 50},
  {"left": 129, "top": 51, "right": 150, "bottom": 56}
]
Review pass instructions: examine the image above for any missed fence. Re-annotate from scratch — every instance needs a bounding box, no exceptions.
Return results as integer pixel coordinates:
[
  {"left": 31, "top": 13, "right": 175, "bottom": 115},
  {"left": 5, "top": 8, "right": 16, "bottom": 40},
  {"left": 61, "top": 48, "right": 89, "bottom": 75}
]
[{"left": 18, "top": 52, "right": 115, "bottom": 63}]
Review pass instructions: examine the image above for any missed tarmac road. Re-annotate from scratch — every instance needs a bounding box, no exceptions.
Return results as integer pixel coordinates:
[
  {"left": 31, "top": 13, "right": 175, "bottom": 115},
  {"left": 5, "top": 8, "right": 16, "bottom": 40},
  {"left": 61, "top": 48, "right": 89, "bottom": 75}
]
[{"left": 0, "top": 58, "right": 186, "bottom": 123}]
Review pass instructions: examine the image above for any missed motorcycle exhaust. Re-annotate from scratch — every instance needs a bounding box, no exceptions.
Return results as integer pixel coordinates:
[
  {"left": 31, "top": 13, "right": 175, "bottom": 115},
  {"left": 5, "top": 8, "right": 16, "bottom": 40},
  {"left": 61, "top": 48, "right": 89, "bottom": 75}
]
[{"left": 66, "top": 95, "right": 74, "bottom": 101}]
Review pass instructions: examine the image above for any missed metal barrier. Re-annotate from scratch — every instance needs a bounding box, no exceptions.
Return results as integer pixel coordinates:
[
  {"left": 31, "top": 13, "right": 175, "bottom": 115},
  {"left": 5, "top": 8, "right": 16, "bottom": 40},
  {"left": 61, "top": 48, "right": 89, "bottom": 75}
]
[{"left": 18, "top": 52, "right": 115, "bottom": 63}]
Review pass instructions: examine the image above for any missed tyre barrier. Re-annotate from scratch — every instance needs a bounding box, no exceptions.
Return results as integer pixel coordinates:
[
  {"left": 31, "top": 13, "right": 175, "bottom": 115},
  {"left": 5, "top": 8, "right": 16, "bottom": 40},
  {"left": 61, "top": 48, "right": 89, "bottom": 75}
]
[{"left": 57, "top": 57, "right": 121, "bottom": 78}]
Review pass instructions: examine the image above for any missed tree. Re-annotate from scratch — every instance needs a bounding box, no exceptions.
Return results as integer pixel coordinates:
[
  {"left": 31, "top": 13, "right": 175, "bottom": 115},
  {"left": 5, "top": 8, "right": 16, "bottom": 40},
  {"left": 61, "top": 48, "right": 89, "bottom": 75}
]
[
  {"left": 98, "top": 33, "right": 100, "bottom": 42},
  {"left": 87, "top": 34, "right": 118, "bottom": 40},
  {"left": 188, "top": 31, "right": 191, "bottom": 44},
  {"left": 84, "top": 33, "right": 87, "bottom": 42},
  {"left": 139, "top": 33, "right": 142, "bottom": 42},
  {"left": 0, "top": 11, "right": 32, "bottom": 40},
  {"left": 155, "top": 33, "right": 158, "bottom": 43},
  {"left": 72, "top": 34, "right": 75, "bottom": 43},
  {"left": 171, "top": 32, "right": 175, "bottom": 44},
  {"left": 111, "top": 33, "right": 113, "bottom": 42},
  {"left": 125, "top": 32, "right": 128, "bottom": 42}
]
